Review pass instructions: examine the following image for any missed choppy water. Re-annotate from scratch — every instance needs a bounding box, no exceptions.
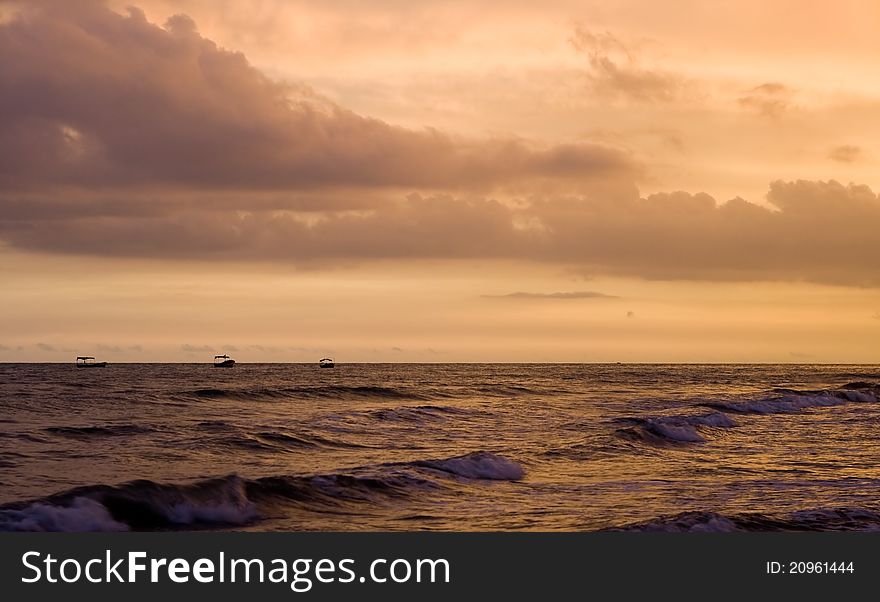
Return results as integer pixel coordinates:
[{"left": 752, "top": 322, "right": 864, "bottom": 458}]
[{"left": 1, "top": 363, "right": 879, "bottom": 532}]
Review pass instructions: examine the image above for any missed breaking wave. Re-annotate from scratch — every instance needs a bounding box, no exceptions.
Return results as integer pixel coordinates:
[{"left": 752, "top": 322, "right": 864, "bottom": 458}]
[
  {"left": 617, "top": 507, "right": 880, "bottom": 532},
  {"left": 0, "top": 475, "right": 257, "bottom": 532},
  {"left": 413, "top": 451, "right": 526, "bottom": 480},
  {"left": 703, "top": 387, "right": 878, "bottom": 415},
  {"left": 0, "top": 451, "right": 524, "bottom": 532},
  {"left": 616, "top": 412, "right": 737, "bottom": 445}
]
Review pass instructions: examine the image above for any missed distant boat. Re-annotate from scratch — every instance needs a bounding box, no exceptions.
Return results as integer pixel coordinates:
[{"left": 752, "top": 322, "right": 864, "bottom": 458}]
[
  {"left": 76, "top": 356, "right": 107, "bottom": 368},
  {"left": 319, "top": 358, "right": 335, "bottom": 368},
  {"left": 213, "top": 354, "right": 235, "bottom": 367}
]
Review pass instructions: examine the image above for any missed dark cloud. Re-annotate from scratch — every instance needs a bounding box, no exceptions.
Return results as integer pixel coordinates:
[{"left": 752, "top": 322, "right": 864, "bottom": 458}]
[
  {"left": 180, "top": 343, "right": 214, "bottom": 353},
  {"left": 96, "top": 344, "right": 143, "bottom": 353},
  {"left": 737, "top": 82, "right": 792, "bottom": 117},
  {"left": 828, "top": 145, "right": 862, "bottom": 163},
  {"left": 484, "top": 291, "right": 617, "bottom": 299},
  {"left": 2, "top": 179, "right": 880, "bottom": 285},
  {"left": 35, "top": 342, "right": 74, "bottom": 352},
  {"left": 531, "top": 181, "right": 880, "bottom": 285},
  {"left": 3, "top": 180, "right": 880, "bottom": 286},
  {"left": 1, "top": 5, "right": 879, "bottom": 289},
  {"left": 0, "top": 2, "right": 632, "bottom": 194},
  {"left": 246, "top": 344, "right": 296, "bottom": 353},
  {"left": 570, "top": 27, "right": 682, "bottom": 103}
]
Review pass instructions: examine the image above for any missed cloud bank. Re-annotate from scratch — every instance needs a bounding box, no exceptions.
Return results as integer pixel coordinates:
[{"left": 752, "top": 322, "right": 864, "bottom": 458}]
[
  {"left": 4, "top": 181, "right": 879, "bottom": 285},
  {"left": 0, "top": 1, "right": 631, "bottom": 193},
  {"left": 1, "top": 3, "right": 879, "bottom": 288}
]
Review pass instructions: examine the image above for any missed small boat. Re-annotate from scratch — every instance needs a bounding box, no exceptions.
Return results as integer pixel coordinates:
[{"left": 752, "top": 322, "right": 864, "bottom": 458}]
[
  {"left": 76, "top": 356, "right": 107, "bottom": 368},
  {"left": 213, "top": 354, "right": 236, "bottom": 367},
  {"left": 319, "top": 358, "right": 335, "bottom": 368}
]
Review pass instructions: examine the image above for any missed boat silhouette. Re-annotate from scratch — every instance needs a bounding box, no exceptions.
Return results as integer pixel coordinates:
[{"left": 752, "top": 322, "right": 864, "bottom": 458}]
[
  {"left": 213, "top": 354, "right": 236, "bottom": 367},
  {"left": 75, "top": 356, "right": 107, "bottom": 368}
]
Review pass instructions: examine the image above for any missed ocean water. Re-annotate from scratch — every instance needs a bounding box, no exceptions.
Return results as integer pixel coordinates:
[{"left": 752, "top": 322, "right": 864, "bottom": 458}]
[{"left": 1, "top": 363, "right": 879, "bottom": 532}]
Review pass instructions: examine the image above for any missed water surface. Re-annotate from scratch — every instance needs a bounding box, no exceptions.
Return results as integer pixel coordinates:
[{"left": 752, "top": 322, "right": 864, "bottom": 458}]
[{"left": 1, "top": 363, "right": 879, "bottom": 531}]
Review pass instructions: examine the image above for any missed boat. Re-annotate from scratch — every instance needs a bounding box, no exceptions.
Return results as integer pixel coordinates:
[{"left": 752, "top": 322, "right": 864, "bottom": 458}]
[
  {"left": 213, "top": 354, "right": 236, "bottom": 367},
  {"left": 319, "top": 358, "right": 335, "bottom": 368},
  {"left": 75, "top": 356, "right": 107, "bottom": 367}
]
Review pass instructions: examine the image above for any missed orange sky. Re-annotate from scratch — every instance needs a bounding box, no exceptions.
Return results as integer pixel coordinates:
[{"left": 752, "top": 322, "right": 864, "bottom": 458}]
[{"left": 0, "top": 0, "right": 878, "bottom": 362}]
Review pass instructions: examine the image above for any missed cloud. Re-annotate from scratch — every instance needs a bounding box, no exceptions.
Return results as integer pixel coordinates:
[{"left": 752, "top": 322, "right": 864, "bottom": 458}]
[
  {"left": 181, "top": 343, "right": 214, "bottom": 353},
  {"left": 626, "top": 311, "right": 635, "bottom": 318},
  {"left": 737, "top": 82, "right": 792, "bottom": 117},
  {"left": 484, "top": 291, "right": 617, "bottom": 299},
  {"left": 873, "top": 312, "right": 880, "bottom": 321},
  {"left": 96, "top": 344, "right": 143, "bottom": 353},
  {"left": 0, "top": 2, "right": 633, "bottom": 195},
  {"left": 35, "top": 342, "right": 75, "bottom": 352},
  {"left": 246, "top": 344, "right": 296, "bottom": 353},
  {"left": 3, "top": 180, "right": 880, "bottom": 286},
  {"left": 531, "top": 181, "right": 880, "bottom": 285},
  {"left": 2, "top": 5, "right": 879, "bottom": 289},
  {"left": 829, "top": 145, "right": 863, "bottom": 163},
  {"left": 570, "top": 27, "right": 682, "bottom": 103}
]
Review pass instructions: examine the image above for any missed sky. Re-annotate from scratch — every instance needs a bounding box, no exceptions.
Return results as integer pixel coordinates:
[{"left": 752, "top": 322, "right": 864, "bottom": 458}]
[{"left": 1, "top": 0, "right": 878, "bottom": 362}]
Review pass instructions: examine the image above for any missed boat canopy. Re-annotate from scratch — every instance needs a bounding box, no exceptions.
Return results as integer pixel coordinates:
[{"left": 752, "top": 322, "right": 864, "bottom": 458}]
[
  {"left": 77, "top": 356, "right": 95, "bottom": 360},
  {"left": 214, "top": 354, "right": 230, "bottom": 359},
  {"left": 320, "top": 358, "right": 333, "bottom": 362}
]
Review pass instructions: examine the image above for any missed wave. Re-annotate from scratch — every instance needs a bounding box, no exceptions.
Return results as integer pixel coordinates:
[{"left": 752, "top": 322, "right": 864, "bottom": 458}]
[
  {"left": 0, "top": 475, "right": 257, "bottom": 532},
  {"left": 473, "top": 384, "right": 552, "bottom": 397},
  {"left": 361, "top": 405, "right": 481, "bottom": 423},
  {"left": 615, "top": 412, "right": 737, "bottom": 445},
  {"left": 180, "top": 383, "right": 557, "bottom": 403},
  {"left": 703, "top": 388, "right": 877, "bottom": 415},
  {"left": 216, "top": 430, "right": 366, "bottom": 452},
  {"left": 0, "top": 497, "right": 130, "bottom": 532},
  {"left": 413, "top": 451, "right": 526, "bottom": 480},
  {"left": 180, "top": 385, "right": 428, "bottom": 402},
  {"left": 616, "top": 507, "right": 880, "bottom": 532},
  {"left": 841, "top": 381, "right": 878, "bottom": 390},
  {"left": 46, "top": 424, "right": 154, "bottom": 439},
  {"left": 313, "top": 405, "right": 487, "bottom": 434},
  {"left": 0, "top": 451, "right": 524, "bottom": 531}
]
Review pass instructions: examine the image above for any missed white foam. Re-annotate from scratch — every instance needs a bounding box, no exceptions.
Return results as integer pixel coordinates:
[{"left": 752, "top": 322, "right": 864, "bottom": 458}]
[
  {"left": 634, "top": 412, "right": 735, "bottom": 444},
  {"left": 716, "top": 393, "right": 846, "bottom": 414},
  {"left": 686, "top": 413, "right": 738, "bottom": 428},
  {"left": 426, "top": 452, "right": 525, "bottom": 481},
  {"left": 163, "top": 475, "right": 258, "bottom": 525},
  {"left": 0, "top": 497, "right": 129, "bottom": 532},
  {"left": 646, "top": 422, "right": 705, "bottom": 443},
  {"left": 625, "top": 512, "right": 740, "bottom": 532}
]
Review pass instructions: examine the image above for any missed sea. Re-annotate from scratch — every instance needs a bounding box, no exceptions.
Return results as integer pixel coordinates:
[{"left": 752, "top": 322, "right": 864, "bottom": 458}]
[{"left": 1, "top": 363, "right": 879, "bottom": 532}]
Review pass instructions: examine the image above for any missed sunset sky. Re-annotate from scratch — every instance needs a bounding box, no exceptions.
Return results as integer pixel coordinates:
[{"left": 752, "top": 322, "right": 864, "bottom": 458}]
[{"left": 1, "top": 0, "right": 878, "bottom": 362}]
